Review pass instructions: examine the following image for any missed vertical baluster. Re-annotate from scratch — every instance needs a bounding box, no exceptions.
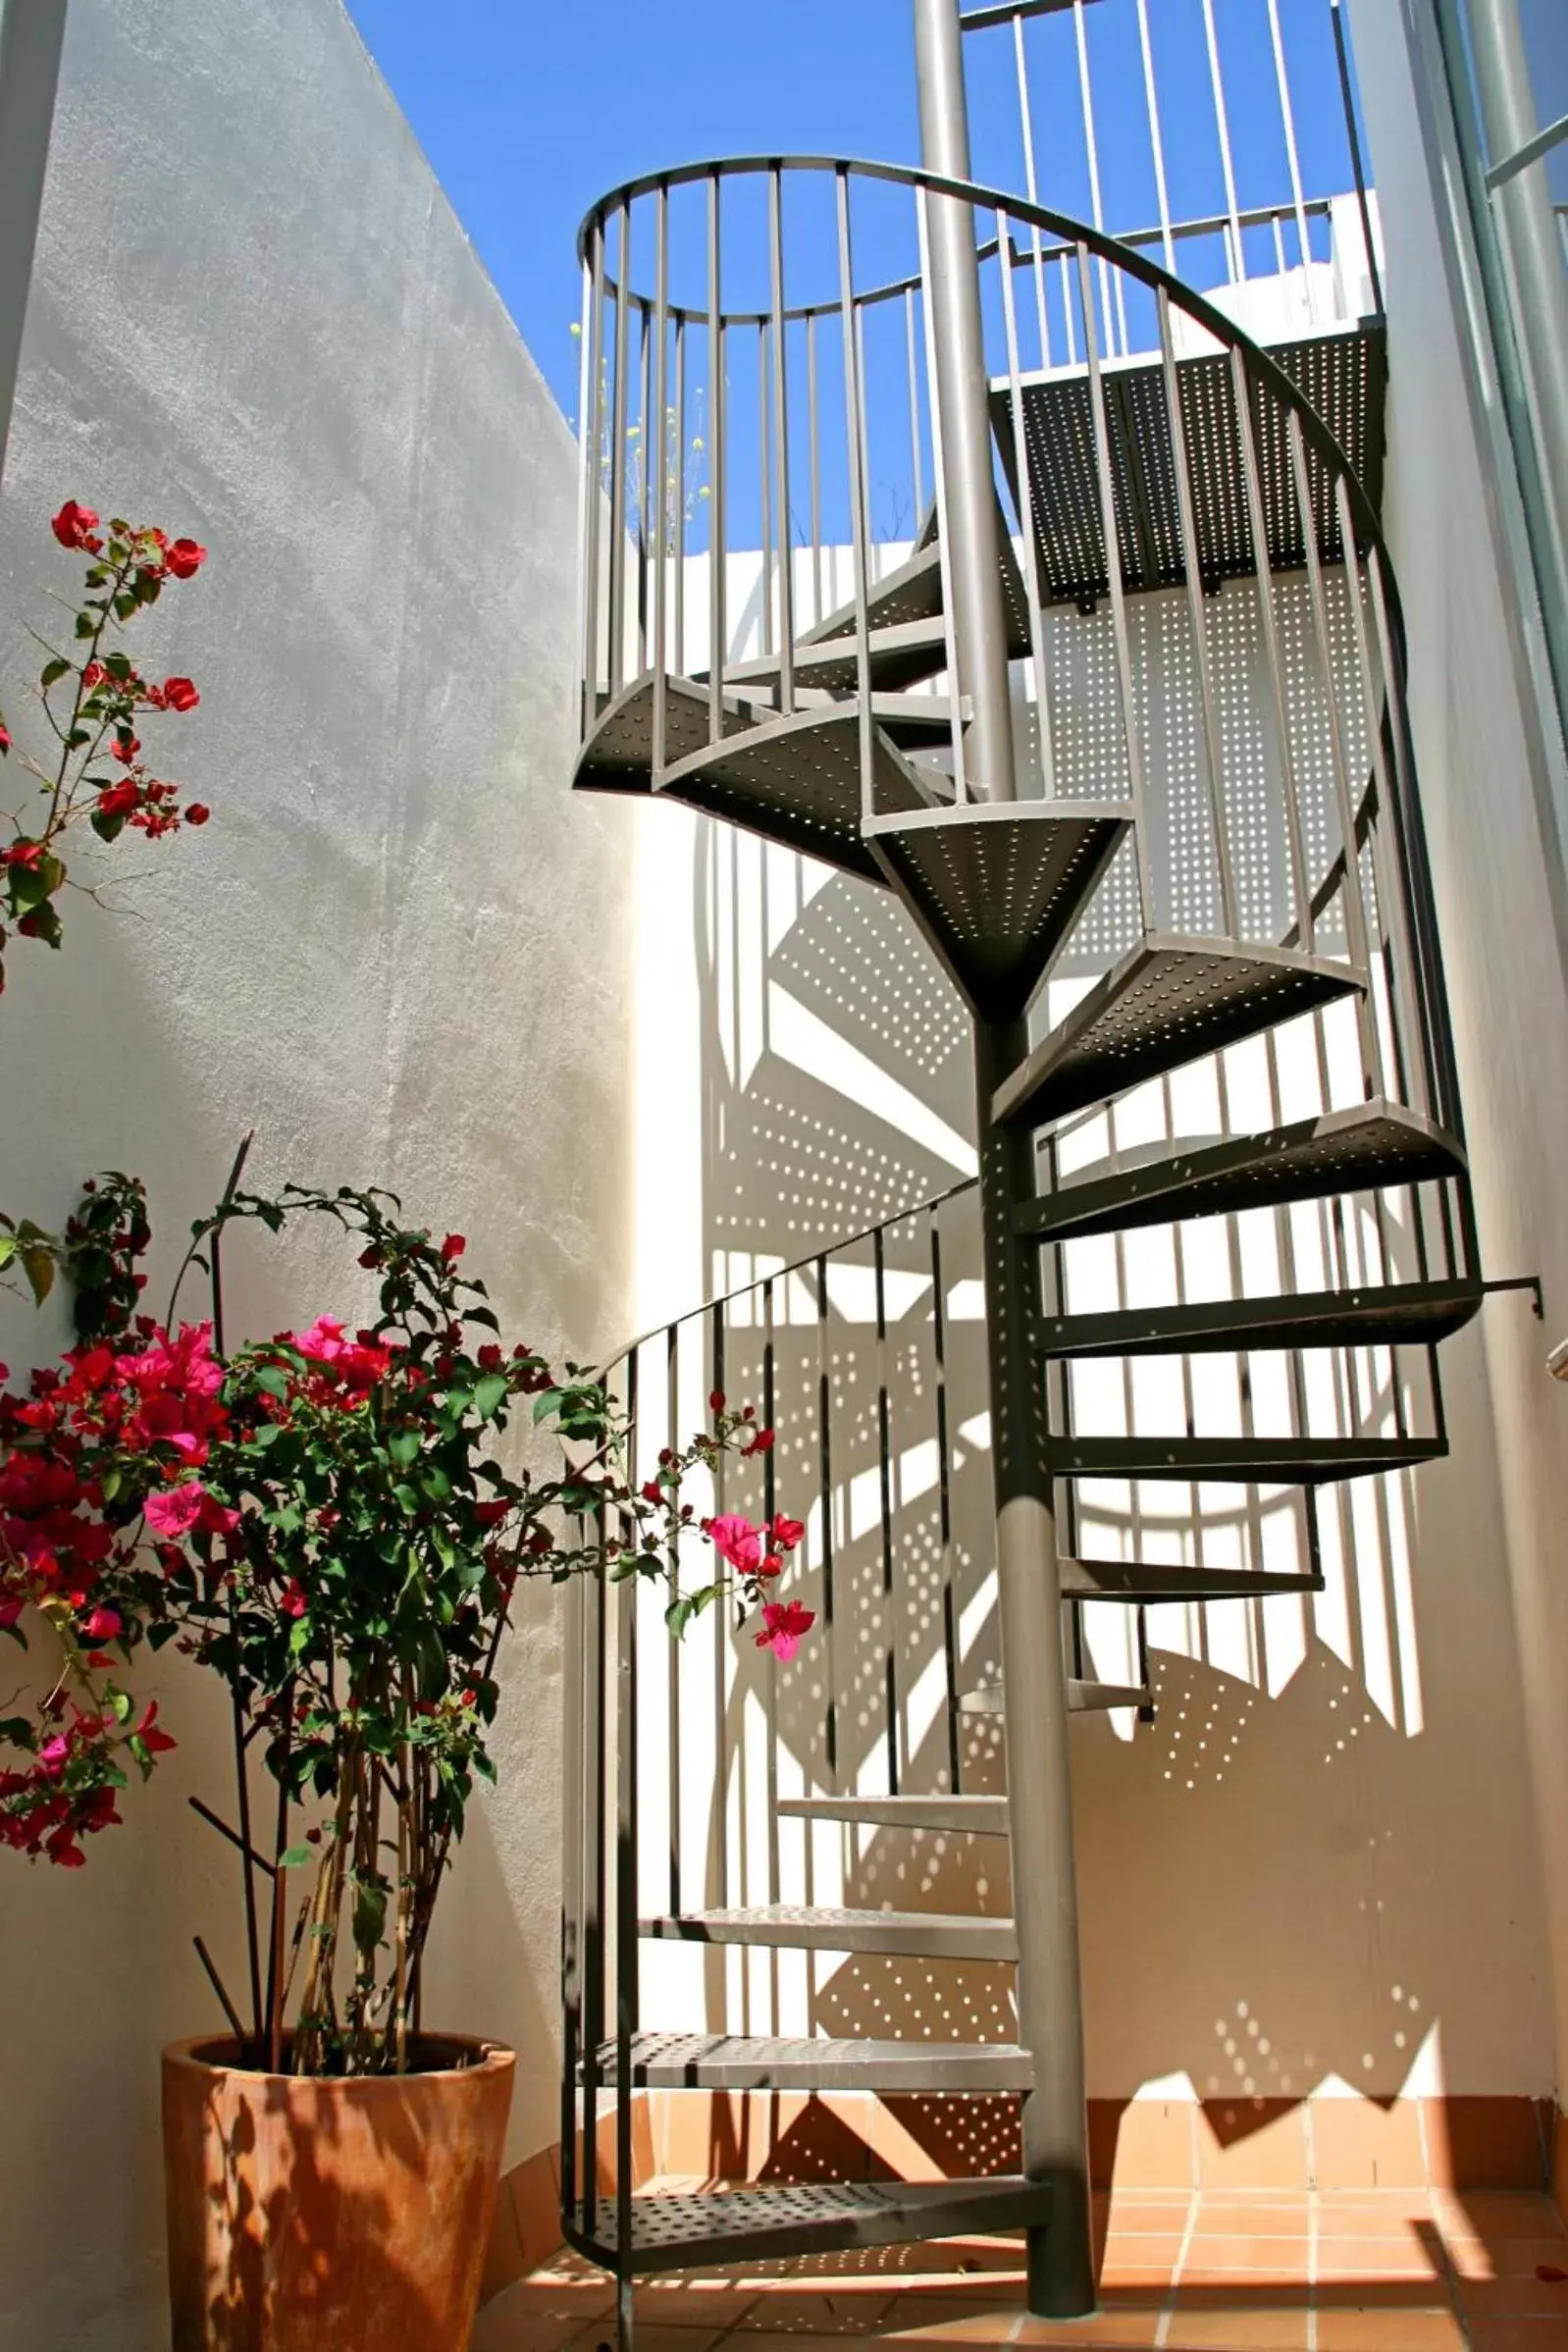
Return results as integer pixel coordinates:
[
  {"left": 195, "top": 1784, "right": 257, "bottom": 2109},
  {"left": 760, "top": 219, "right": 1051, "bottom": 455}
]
[
  {"left": 1135, "top": 0, "right": 1176, "bottom": 278},
  {"left": 874, "top": 1224, "right": 900, "bottom": 1795},
  {"left": 758, "top": 321, "right": 774, "bottom": 666},
  {"left": 769, "top": 168, "right": 796, "bottom": 713},
  {"left": 614, "top": 1351, "right": 640, "bottom": 2306},
  {"left": 559, "top": 1567, "right": 585, "bottom": 2225},
  {"left": 1201, "top": 0, "right": 1247, "bottom": 283},
  {"left": 1287, "top": 412, "right": 1379, "bottom": 1089},
  {"left": 838, "top": 170, "right": 879, "bottom": 818},
  {"left": 906, "top": 285, "right": 926, "bottom": 528},
  {"left": 666, "top": 1322, "right": 683, "bottom": 1919},
  {"left": 652, "top": 184, "right": 670, "bottom": 778},
  {"left": 1268, "top": 0, "right": 1318, "bottom": 319},
  {"left": 1159, "top": 287, "right": 1238, "bottom": 935},
  {"left": 998, "top": 203, "right": 1056, "bottom": 797},
  {"left": 1078, "top": 241, "right": 1154, "bottom": 924},
  {"left": 577, "top": 224, "right": 605, "bottom": 731},
  {"left": 580, "top": 1520, "right": 606, "bottom": 2240},
  {"left": 707, "top": 176, "right": 728, "bottom": 745},
  {"left": 762, "top": 1278, "right": 781, "bottom": 2028},
  {"left": 710, "top": 1303, "right": 728, "bottom": 1912},
  {"left": 1013, "top": 15, "right": 1053, "bottom": 364},
  {"left": 637, "top": 298, "right": 653, "bottom": 683},
  {"left": 808, "top": 308, "right": 823, "bottom": 628},
  {"left": 674, "top": 314, "right": 688, "bottom": 680},
  {"left": 929, "top": 1204, "right": 963, "bottom": 1794},
  {"left": 1331, "top": 0, "right": 1385, "bottom": 315},
  {"left": 916, "top": 185, "right": 969, "bottom": 798},
  {"left": 607, "top": 200, "right": 632, "bottom": 701},
  {"left": 1229, "top": 345, "right": 1314, "bottom": 948},
  {"left": 1074, "top": 0, "right": 1127, "bottom": 353}
]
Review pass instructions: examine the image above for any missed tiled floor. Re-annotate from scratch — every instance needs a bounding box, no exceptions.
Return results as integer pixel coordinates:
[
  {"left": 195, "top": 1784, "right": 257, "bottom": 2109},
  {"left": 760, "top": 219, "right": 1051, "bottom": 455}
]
[{"left": 472, "top": 2183, "right": 1568, "bottom": 2350}]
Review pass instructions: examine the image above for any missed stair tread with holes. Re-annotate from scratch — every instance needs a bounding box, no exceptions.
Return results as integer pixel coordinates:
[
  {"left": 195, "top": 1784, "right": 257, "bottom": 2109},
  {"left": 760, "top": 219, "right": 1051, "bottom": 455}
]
[
  {"left": 1061, "top": 1557, "right": 1326, "bottom": 1601},
  {"left": 1038, "top": 1280, "right": 1485, "bottom": 1359},
  {"left": 1016, "top": 1099, "right": 1466, "bottom": 1244},
  {"left": 573, "top": 671, "right": 767, "bottom": 794},
  {"left": 582, "top": 2032, "right": 1036, "bottom": 2093},
  {"left": 865, "top": 800, "right": 1134, "bottom": 1016},
  {"left": 1045, "top": 1432, "right": 1446, "bottom": 1482},
  {"left": 652, "top": 706, "right": 937, "bottom": 884},
  {"left": 562, "top": 2174, "right": 1053, "bottom": 2276},
  {"left": 638, "top": 1906, "right": 1019, "bottom": 1960},
  {"left": 995, "top": 937, "right": 1365, "bottom": 1130},
  {"left": 990, "top": 322, "right": 1386, "bottom": 607},
  {"left": 963, "top": 1679, "right": 1152, "bottom": 1716},
  {"left": 777, "top": 1795, "right": 1012, "bottom": 1834}
]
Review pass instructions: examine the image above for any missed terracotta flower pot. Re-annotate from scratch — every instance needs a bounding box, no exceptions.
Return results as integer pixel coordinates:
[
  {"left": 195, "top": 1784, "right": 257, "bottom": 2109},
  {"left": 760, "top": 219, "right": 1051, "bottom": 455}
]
[{"left": 163, "top": 2033, "right": 515, "bottom": 2352}]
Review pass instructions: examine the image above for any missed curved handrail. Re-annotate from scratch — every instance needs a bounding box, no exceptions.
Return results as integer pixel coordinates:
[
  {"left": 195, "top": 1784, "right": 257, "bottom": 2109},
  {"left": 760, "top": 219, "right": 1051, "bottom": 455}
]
[{"left": 575, "top": 154, "right": 1384, "bottom": 555}]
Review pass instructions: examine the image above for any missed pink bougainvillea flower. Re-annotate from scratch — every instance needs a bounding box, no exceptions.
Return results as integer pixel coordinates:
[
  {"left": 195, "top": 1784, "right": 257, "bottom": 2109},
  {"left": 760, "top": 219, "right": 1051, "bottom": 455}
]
[
  {"left": 756, "top": 1600, "right": 815, "bottom": 1663},
  {"left": 142, "top": 1483, "right": 207, "bottom": 1540},
  {"left": 705, "top": 1513, "right": 763, "bottom": 1576},
  {"left": 289, "top": 1314, "right": 394, "bottom": 1398},
  {"left": 165, "top": 538, "right": 206, "bottom": 579},
  {"left": 50, "top": 499, "right": 102, "bottom": 553}
]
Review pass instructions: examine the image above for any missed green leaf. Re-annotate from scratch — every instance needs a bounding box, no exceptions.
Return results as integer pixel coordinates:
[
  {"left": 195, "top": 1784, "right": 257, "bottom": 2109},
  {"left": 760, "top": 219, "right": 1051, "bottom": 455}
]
[
  {"left": 389, "top": 1428, "right": 421, "bottom": 1468},
  {"left": 279, "top": 1845, "right": 314, "bottom": 1871},
  {"left": 473, "top": 1372, "right": 509, "bottom": 1423},
  {"left": 89, "top": 809, "right": 128, "bottom": 844},
  {"left": 352, "top": 1877, "right": 389, "bottom": 1954},
  {"left": 531, "top": 1387, "right": 566, "bottom": 1425},
  {"left": 288, "top": 1614, "right": 313, "bottom": 1654},
  {"left": 38, "top": 657, "right": 70, "bottom": 690},
  {"left": 254, "top": 1364, "right": 290, "bottom": 1400}
]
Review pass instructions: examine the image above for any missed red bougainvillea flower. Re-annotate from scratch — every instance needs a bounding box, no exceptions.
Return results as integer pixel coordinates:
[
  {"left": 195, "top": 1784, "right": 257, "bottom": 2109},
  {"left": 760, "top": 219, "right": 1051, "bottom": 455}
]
[
  {"left": 289, "top": 1315, "right": 395, "bottom": 1399},
  {"left": 758, "top": 1552, "right": 784, "bottom": 1579},
  {"left": 756, "top": 1600, "right": 815, "bottom": 1662},
  {"left": 440, "top": 1234, "right": 466, "bottom": 1264},
  {"left": 135, "top": 1700, "right": 178, "bottom": 1755},
  {"left": 183, "top": 804, "right": 210, "bottom": 826},
  {"left": 2, "top": 840, "right": 44, "bottom": 869},
  {"left": 160, "top": 676, "right": 200, "bottom": 712},
  {"left": 0, "top": 721, "right": 10, "bottom": 756},
  {"left": 50, "top": 499, "right": 102, "bottom": 553},
  {"left": 110, "top": 735, "right": 140, "bottom": 765},
  {"left": 279, "top": 1578, "right": 308, "bottom": 1620},
  {"left": 164, "top": 538, "right": 206, "bottom": 579},
  {"left": 96, "top": 781, "right": 139, "bottom": 818},
  {"left": 705, "top": 1513, "right": 764, "bottom": 1576},
  {"left": 742, "top": 1426, "right": 776, "bottom": 1457},
  {"left": 769, "top": 1515, "right": 806, "bottom": 1551},
  {"left": 81, "top": 1604, "right": 122, "bottom": 1641}
]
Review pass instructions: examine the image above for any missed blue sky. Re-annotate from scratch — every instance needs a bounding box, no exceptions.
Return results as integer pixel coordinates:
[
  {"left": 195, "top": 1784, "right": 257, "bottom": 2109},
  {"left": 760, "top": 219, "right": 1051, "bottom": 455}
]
[{"left": 343, "top": 0, "right": 1373, "bottom": 425}]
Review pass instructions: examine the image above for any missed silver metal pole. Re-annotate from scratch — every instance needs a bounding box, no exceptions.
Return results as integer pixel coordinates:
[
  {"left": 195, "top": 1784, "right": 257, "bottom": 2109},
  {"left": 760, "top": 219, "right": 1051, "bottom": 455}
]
[
  {"left": 1465, "top": 0, "right": 1568, "bottom": 600},
  {"left": 915, "top": 1, "right": 1091, "bottom": 2319},
  {"left": 915, "top": 0, "right": 1019, "bottom": 802},
  {"left": 0, "top": 0, "right": 68, "bottom": 486}
]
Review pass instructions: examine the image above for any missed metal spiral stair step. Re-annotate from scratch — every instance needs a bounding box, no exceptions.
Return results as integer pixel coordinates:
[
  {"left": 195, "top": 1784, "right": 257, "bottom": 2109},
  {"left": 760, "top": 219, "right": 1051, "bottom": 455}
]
[
  {"left": 582, "top": 2032, "right": 1036, "bottom": 2093},
  {"left": 639, "top": 1906, "right": 1019, "bottom": 1960},
  {"left": 655, "top": 705, "right": 937, "bottom": 884},
  {"left": 963, "top": 1679, "right": 1151, "bottom": 1716},
  {"left": 990, "top": 322, "right": 1386, "bottom": 609},
  {"left": 777, "top": 1795, "right": 1011, "bottom": 1835},
  {"left": 1044, "top": 1432, "right": 1446, "bottom": 1482},
  {"left": 1015, "top": 1100, "right": 1467, "bottom": 1245},
  {"left": 573, "top": 672, "right": 764, "bottom": 794},
  {"left": 1061, "top": 1556, "right": 1326, "bottom": 1601},
  {"left": 1038, "top": 1280, "right": 1486, "bottom": 1359},
  {"left": 993, "top": 937, "right": 1365, "bottom": 1131},
  {"left": 865, "top": 800, "right": 1134, "bottom": 1016},
  {"left": 562, "top": 2175, "right": 1053, "bottom": 2276}
]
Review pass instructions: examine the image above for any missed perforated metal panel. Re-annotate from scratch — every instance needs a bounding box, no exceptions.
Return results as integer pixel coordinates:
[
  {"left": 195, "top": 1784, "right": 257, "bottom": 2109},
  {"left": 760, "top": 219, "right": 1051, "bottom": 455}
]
[
  {"left": 997, "top": 938, "right": 1364, "bottom": 1128},
  {"left": 658, "top": 711, "right": 927, "bottom": 881},
  {"left": 565, "top": 2175, "right": 1054, "bottom": 2276},
  {"left": 585, "top": 2031, "right": 1036, "bottom": 2092},
  {"left": 639, "top": 1906, "right": 1020, "bottom": 1960},
  {"left": 1019, "top": 1100, "right": 1467, "bottom": 1243},
  {"left": 1044, "top": 1433, "right": 1447, "bottom": 1481},
  {"left": 573, "top": 672, "right": 758, "bottom": 792},
  {"left": 864, "top": 803, "right": 1133, "bottom": 1014}
]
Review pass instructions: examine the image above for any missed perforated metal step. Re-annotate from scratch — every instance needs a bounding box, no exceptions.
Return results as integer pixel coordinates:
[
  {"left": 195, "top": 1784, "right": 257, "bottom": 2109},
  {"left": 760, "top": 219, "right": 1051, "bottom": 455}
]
[
  {"left": 1016, "top": 1100, "right": 1467, "bottom": 1245},
  {"left": 963, "top": 1679, "right": 1151, "bottom": 1716},
  {"left": 1061, "top": 1557, "right": 1326, "bottom": 1602},
  {"left": 1039, "top": 1281, "right": 1485, "bottom": 1359},
  {"left": 583, "top": 2032, "right": 1035, "bottom": 2093},
  {"left": 573, "top": 671, "right": 763, "bottom": 794},
  {"left": 995, "top": 937, "right": 1365, "bottom": 1130},
  {"left": 639, "top": 1906, "right": 1019, "bottom": 1960},
  {"left": 563, "top": 2174, "right": 1052, "bottom": 2276},
  {"left": 865, "top": 800, "right": 1134, "bottom": 1017},
  {"left": 777, "top": 1795, "right": 1011, "bottom": 1835},
  {"left": 1044, "top": 1433, "right": 1446, "bottom": 1482},
  {"left": 991, "top": 323, "right": 1387, "bottom": 607},
  {"left": 655, "top": 706, "right": 933, "bottom": 883}
]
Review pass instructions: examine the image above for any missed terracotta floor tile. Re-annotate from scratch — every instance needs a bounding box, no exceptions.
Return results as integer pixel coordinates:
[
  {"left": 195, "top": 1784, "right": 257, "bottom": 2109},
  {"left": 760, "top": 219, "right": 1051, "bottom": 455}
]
[
  {"left": 1179, "top": 2237, "right": 1312, "bottom": 2275},
  {"left": 1191, "top": 2206, "right": 1312, "bottom": 2238},
  {"left": 1460, "top": 2277, "right": 1568, "bottom": 2319},
  {"left": 727, "top": 2288, "right": 897, "bottom": 2332},
  {"left": 1435, "top": 2195, "right": 1565, "bottom": 2240},
  {"left": 472, "top": 2302, "right": 590, "bottom": 2352},
  {"left": 1314, "top": 2314, "right": 1468, "bottom": 2350},
  {"left": 1010, "top": 2319, "right": 1166, "bottom": 2349},
  {"left": 569, "top": 2324, "right": 729, "bottom": 2352},
  {"left": 1467, "top": 2328, "right": 1568, "bottom": 2352},
  {"left": 858, "top": 2309, "right": 1022, "bottom": 2346},
  {"left": 1314, "top": 2238, "right": 1446, "bottom": 2281},
  {"left": 1450, "top": 2241, "right": 1568, "bottom": 2281},
  {"left": 1163, "top": 2306, "right": 1311, "bottom": 2348}
]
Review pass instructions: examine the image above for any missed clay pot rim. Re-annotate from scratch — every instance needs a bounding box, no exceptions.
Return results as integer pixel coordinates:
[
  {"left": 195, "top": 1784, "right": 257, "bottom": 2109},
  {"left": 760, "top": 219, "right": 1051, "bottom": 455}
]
[{"left": 163, "top": 2031, "right": 515, "bottom": 2089}]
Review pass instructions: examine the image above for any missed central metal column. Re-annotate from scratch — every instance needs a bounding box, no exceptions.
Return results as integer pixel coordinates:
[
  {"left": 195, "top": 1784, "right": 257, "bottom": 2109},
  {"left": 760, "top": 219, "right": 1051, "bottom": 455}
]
[
  {"left": 915, "top": 0, "right": 1096, "bottom": 2320},
  {"left": 0, "top": 0, "right": 68, "bottom": 488}
]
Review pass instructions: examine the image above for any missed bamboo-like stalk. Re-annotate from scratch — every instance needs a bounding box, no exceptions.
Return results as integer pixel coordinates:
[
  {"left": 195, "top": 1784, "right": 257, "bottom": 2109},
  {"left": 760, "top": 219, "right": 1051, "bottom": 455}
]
[{"left": 394, "top": 1721, "right": 413, "bottom": 2074}]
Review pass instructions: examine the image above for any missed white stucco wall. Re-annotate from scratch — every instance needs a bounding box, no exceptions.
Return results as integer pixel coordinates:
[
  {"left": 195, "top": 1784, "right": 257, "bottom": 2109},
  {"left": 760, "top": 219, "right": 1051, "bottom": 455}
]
[
  {"left": 0, "top": 3, "right": 633, "bottom": 2347},
  {"left": 1349, "top": 0, "right": 1568, "bottom": 2103}
]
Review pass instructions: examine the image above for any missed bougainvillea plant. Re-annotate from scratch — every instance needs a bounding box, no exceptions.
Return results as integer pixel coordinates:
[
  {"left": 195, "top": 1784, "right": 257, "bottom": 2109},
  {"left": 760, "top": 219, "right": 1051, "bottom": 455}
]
[
  {"left": 0, "top": 1175, "right": 811, "bottom": 2078},
  {"left": 0, "top": 499, "right": 209, "bottom": 995}
]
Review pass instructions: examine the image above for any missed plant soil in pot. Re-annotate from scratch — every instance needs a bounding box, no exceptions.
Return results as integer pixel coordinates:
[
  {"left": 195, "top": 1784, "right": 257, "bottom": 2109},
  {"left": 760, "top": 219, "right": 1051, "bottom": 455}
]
[{"left": 163, "top": 2033, "right": 514, "bottom": 2352}]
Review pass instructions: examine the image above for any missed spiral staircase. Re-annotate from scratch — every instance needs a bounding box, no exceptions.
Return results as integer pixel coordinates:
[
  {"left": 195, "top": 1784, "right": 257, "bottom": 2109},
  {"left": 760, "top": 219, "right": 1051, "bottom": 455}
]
[{"left": 558, "top": 4, "right": 1487, "bottom": 2341}]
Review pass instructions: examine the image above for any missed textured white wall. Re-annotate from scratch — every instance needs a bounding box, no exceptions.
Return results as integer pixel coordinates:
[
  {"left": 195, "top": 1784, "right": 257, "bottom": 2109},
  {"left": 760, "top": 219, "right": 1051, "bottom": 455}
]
[
  {"left": 0, "top": 2, "right": 634, "bottom": 2346},
  {"left": 1349, "top": 0, "right": 1568, "bottom": 2103}
]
